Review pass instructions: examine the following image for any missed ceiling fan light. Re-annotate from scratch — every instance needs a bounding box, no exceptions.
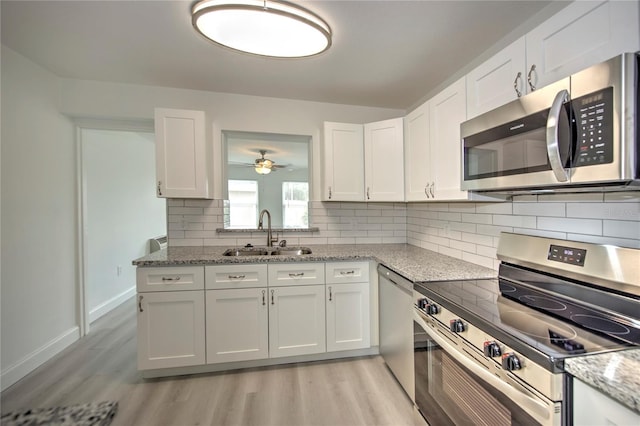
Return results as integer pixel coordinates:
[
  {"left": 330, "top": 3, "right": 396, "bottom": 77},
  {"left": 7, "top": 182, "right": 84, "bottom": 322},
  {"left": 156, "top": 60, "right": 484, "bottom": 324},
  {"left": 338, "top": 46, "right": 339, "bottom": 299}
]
[
  {"left": 192, "top": 0, "right": 332, "bottom": 58},
  {"left": 255, "top": 165, "right": 272, "bottom": 175}
]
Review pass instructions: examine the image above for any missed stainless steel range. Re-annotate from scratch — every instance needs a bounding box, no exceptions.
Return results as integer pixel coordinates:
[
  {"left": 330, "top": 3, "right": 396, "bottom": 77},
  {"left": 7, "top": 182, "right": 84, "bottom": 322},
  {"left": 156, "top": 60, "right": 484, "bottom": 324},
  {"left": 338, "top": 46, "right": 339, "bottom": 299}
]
[{"left": 413, "top": 232, "right": 640, "bottom": 425}]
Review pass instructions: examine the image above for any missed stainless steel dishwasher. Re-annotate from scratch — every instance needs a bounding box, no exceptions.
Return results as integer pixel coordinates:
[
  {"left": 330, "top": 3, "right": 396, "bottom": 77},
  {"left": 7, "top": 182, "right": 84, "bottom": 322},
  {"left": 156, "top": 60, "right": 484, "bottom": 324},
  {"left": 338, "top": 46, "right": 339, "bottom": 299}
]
[{"left": 378, "top": 264, "right": 414, "bottom": 401}]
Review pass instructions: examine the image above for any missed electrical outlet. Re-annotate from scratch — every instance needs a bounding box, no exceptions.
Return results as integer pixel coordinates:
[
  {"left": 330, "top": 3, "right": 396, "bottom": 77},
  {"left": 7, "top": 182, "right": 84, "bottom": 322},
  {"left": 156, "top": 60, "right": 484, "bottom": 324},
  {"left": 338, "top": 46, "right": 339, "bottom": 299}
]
[{"left": 117, "top": 265, "right": 122, "bottom": 276}]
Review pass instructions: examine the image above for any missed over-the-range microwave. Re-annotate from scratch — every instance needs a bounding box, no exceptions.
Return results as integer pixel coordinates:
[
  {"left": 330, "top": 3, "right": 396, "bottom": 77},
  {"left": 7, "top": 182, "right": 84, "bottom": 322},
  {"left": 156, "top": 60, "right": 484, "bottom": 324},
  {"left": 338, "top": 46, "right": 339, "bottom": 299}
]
[{"left": 461, "top": 52, "right": 639, "bottom": 194}]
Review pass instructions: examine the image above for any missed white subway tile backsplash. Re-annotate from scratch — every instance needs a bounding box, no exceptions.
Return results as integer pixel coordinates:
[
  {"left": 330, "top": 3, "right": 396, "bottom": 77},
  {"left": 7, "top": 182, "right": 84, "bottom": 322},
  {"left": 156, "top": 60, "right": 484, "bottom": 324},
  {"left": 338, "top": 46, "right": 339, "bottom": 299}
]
[
  {"left": 537, "top": 217, "right": 602, "bottom": 235},
  {"left": 492, "top": 214, "right": 536, "bottom": 228},
  {"left": 603, "top": 220, "right": 640, "bottom": 239},
  {"left": 166, "top": 195, "right": 639, "bottom": 271},
  {"left": 513, "top": 202, "right": 565, "bottom": 217},
  {"left": 567, "top": 202, "right": 640, "bottom": 221}
]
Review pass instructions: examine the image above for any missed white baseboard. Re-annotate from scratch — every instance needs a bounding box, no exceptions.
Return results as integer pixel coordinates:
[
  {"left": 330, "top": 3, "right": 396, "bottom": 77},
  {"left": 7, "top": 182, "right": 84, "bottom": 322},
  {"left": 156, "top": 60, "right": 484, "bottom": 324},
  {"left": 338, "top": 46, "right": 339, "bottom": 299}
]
[
  {"left": 1, "top": 326, "right": 80, "bottom": 392},
  {"left": 89, "top": 286, "right": 136, "bottom": 323}
]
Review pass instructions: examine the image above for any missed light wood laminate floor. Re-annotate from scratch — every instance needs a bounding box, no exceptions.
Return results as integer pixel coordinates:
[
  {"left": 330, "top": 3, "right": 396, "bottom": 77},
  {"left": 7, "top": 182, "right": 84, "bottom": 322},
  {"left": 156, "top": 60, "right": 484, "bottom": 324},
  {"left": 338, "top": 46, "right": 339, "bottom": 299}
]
[{"left": 1, "top": 298, "right": 418, "bottom": 425}]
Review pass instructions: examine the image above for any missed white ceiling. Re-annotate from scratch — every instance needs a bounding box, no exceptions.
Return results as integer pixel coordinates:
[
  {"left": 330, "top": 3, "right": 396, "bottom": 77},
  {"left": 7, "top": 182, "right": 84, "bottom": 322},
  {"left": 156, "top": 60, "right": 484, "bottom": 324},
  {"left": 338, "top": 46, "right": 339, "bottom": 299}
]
[{"left": 1, "top": 0, "right": 561, "bottom": 110}]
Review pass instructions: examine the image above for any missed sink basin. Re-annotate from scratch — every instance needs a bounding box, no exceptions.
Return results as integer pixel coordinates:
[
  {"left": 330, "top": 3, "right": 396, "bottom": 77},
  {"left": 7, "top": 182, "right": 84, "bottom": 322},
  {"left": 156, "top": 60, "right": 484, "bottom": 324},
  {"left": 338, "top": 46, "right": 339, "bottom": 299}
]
[
  {"left": 271, "top": 247, "right": 313, "bottom": 256},
  {"left": 222, "top": 248, "right": 270, "bottom": 256},
  {"left": 222, "top": 246, "right": 312, "bottom": 256}
]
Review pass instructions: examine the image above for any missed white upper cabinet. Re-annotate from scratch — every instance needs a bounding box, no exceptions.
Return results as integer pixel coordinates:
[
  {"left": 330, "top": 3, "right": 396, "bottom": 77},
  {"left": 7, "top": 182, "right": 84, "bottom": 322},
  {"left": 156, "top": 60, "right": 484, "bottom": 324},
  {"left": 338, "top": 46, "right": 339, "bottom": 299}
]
[
  {"left": 404, "top": 101, "right": 432, "bottom": 201},
  {"left": 466, "top": 1, "right": 640, "bottom": 119},
  {"left": 364, "top": 117, "right": 405, "bottom": 201},
  {"left": 323, "top": 118, "right": 404, "bottom": 202},
  {"left": 154, "top": 108, "right": 212, "bottom": 199},
  {"left": 526, "top": 0, "right": 640, "bottom": 91},
  {"left": 466, "top": 37, "right": 526, "bottom": 119},
  {"left": 428, "top": 77, "right": 470, "bottom": 201},
  {"left": 323, "top": 122, "right": 365, "bottom": 201}
]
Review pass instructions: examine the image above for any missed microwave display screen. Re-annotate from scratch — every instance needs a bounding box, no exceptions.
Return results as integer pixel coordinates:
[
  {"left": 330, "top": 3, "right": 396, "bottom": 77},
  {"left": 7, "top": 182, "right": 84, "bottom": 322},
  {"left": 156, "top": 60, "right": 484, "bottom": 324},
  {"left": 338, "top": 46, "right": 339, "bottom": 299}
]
[{"left": 571, "top": 87, "right": 614, "bottom": 167}]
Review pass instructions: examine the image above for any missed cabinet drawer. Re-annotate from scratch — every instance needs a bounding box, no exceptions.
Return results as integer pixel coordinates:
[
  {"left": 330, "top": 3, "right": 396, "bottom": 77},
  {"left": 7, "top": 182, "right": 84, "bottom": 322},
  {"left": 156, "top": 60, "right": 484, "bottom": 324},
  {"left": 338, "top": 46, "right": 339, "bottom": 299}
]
[
  {"left": 268, "top": 263, "right": 325, "bottom": 286},
  {"left": 136, "top": 266, "right": 204, "bottom": 292},
  {"left": 326, "top": 261, "right": 370, "bottom": 284},
  {"left": 205, "top": 264, "right": 268, "bottom": 289}
]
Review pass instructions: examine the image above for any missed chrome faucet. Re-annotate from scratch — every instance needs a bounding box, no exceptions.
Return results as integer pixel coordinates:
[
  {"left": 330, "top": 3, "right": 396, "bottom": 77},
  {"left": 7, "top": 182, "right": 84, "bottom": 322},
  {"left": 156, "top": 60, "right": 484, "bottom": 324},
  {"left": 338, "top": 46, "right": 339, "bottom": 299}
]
[{"left": 258, "top": 209, "right": 278, "bottom": 247}]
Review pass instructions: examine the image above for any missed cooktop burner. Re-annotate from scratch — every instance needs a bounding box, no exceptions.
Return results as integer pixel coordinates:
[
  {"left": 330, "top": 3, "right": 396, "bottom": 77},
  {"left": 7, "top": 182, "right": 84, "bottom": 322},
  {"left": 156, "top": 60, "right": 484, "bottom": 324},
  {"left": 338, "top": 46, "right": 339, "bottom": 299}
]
[{"left": 570, "top": 314, "right": 631, "bottom": 335}]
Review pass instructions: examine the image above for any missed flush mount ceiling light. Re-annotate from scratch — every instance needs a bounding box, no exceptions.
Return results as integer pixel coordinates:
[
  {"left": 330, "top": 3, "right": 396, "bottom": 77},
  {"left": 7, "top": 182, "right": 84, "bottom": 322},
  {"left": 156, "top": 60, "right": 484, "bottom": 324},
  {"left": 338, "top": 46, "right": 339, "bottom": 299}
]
[{"left": 192, "top": 0, "right": 332, "bottom": 58}]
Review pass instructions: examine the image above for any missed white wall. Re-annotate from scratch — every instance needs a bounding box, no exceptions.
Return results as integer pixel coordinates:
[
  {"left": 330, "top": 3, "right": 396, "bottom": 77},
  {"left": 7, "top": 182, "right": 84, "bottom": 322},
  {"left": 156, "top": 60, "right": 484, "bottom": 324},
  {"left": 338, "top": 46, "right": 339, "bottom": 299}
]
[
  {"left": 1, "top": 46, "right": 78, "bottom": 390},
  {"left": 82, "top": 129, "right": 166, "bottom": 322}
]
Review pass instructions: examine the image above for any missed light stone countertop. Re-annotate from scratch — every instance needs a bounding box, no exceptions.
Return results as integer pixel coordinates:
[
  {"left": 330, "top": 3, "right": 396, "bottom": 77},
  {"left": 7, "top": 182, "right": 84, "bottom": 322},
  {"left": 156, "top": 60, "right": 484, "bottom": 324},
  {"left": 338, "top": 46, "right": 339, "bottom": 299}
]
[
  {"left": 132, "top": 243, "right": 497, "bottom": 283},
  {"left": 565, "top": 348, "right": 640, "bottom": 414}
]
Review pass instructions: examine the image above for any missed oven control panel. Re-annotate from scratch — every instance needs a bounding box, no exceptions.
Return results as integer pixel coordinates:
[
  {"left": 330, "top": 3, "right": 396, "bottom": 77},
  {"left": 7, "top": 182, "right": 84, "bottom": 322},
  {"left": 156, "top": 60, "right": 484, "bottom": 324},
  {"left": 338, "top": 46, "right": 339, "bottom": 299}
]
[
  {"left": 572, "top": 87, "right": 613, "bottom": 167},
  {"left": 548, "top": 244, "right": 587, "bottom": 266}
]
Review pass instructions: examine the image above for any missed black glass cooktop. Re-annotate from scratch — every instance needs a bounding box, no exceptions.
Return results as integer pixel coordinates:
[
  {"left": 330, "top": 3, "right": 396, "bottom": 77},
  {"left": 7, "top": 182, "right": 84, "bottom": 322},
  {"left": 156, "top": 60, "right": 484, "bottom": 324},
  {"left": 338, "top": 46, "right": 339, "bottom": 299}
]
[{"left": 414, "top": 277, "right": 635, "bottom": 365}]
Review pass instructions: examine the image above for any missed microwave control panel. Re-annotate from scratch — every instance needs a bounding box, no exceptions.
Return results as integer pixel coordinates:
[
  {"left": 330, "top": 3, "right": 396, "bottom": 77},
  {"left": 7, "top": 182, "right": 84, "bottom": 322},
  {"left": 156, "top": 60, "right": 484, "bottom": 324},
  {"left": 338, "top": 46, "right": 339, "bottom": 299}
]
[{"left": 572, "top": 87, "right": 613, "bottom": 167}]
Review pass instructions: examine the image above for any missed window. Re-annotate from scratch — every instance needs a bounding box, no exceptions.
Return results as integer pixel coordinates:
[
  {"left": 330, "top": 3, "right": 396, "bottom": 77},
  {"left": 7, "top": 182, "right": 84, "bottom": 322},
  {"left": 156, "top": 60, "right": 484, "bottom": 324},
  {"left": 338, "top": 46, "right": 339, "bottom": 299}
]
[
  {"left": 282, "top": 182, "right": 309, "bottom": 228},
  {"left": 228, "top": 180, "right": 258, "bottom": 228}
]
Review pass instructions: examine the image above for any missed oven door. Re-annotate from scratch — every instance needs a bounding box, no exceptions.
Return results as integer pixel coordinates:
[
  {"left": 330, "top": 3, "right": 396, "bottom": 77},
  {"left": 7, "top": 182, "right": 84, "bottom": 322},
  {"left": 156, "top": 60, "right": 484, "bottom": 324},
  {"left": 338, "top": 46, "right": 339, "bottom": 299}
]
[{"left": 413, "top": 309, "right": 561, "bottom": 426}]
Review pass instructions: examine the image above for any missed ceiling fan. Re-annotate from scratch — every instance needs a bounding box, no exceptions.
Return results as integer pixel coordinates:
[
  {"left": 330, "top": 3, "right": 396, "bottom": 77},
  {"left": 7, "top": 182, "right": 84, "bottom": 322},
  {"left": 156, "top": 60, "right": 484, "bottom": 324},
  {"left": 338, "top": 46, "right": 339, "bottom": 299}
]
[{"left": 233, "top": 150, "right": 288, "bottom": 175}]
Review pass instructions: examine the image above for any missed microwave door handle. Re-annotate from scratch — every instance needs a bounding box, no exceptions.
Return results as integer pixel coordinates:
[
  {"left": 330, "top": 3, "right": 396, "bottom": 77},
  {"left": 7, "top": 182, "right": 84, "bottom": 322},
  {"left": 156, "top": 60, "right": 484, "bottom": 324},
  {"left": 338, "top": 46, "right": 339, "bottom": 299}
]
[{"left": 546, "top": 89, "right": 570, "bottom": 182}]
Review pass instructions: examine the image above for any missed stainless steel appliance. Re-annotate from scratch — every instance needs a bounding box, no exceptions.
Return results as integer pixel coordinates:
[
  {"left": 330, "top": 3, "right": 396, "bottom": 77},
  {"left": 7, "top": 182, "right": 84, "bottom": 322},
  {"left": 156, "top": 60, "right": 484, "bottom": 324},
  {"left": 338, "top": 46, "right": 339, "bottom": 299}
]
[
  {"left": 413, "top": 232, "right": 640, "bottom": 425},
  {"left": 461, "top": 52, "right": 639, "bottom": 193},
  {"left": 378, "top": 265, "right": 415, "bottom": 401}
]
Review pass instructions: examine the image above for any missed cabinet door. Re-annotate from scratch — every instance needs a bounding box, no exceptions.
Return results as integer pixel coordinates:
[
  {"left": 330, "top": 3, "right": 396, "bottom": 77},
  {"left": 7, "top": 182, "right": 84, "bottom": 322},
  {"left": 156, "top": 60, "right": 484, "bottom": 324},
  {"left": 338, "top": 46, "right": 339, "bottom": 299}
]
[
  {"left": 429, "top": 77, "right": 469, "bottom": 201},
  {"left": 526, "top": 0, "right": 640, "bottom": 91},
  {"left": 326, "top": 282, "right": 370, "bottom": 352},
  {"left": 154, "top": 108, "right": 211, "bottom": 199},
  {"left": 323, "top": 122, "right": 364, "bottom": 201},
  {"left": 466, "top": 37, "right": 526, "bottom": 119},
  {"left": 137, "top": 290, "right": 205, "bottom": 370},
  {"left": 206, "top": 288, "right": 269, "bottom": 364},
  {"left": 364, "top": 118, "right": 405, "bottom": 201},
  {"left": 268, "top": 285, "right": 326, "bottom": 358},
  {"left": 404, "top": 101, "right": 432, "bottom": 201}
]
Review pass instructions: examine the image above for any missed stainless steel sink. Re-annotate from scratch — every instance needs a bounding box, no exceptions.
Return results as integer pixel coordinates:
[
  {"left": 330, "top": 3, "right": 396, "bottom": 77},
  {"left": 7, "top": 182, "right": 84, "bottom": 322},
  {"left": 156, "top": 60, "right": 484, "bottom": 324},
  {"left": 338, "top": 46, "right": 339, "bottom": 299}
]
[
  {"left": 222, "top": 246, "right": 312, "bottom": 256},
  {"left": 271, "top": 247, "right": 312, "bottom": 256},
  {"left": 222, "top": 248, "right": 270, "bottom": 256}
]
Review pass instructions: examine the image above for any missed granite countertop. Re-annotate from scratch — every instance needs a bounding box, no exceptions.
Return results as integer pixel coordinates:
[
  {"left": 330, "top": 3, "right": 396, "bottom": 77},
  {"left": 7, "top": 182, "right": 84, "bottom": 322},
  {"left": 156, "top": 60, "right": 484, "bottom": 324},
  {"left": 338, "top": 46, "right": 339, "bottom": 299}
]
[
  {"left": 565, "top": 348, "right": 640, "bottom": 414},
  {"left": 132, "top": 243, "right": 497, "bottom": 283}
]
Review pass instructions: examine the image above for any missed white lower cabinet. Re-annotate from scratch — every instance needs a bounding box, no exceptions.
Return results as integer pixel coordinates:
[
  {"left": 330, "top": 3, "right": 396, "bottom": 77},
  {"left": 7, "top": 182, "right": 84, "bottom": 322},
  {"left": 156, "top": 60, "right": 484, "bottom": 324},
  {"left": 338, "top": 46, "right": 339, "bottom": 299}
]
[
  {"left": 206, "top": 287, "right": 269, "bottom": 363},
  {"left": 137, "top": 290, "right": 206, "bottom": 370},
  {"left": 268, "top": 284, "right": 327, "bottom": 358},
  {"left": 573, "top": 378, "right": 640, "bottom": 425},
  {"left": 137, "top": 261, "right": 372, "bottom": 372},
  {"left": 326, "top": 261, "right": 371, "bottom": 352}
]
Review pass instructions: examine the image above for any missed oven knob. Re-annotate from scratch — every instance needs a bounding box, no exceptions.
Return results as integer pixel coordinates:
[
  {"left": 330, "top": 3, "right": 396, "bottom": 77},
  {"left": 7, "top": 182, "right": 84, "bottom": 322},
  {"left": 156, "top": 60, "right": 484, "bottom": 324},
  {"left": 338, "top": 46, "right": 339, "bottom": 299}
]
[
  {"left": 426, "top": 303, "right": 439, "bottom": 315},
  {"left": 483, "top": 341, "right": 502, "bottom": 357},
  {"left": 501, "top": 353, "right": 522, "bottom": 371},
  {"left": 417, "top": 298, "right": 428, "bottom": 310},
  {"left": 449, "top": 319, "right": 465, "bottom": 333}
]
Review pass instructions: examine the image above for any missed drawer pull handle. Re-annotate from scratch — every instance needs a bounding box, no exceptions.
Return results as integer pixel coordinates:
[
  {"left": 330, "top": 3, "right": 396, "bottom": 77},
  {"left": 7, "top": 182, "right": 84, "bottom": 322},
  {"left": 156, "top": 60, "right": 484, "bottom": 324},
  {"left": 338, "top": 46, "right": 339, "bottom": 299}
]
[
  {"left": 262, "top": 290, "right": 266, "bottom": 306},
  {"left": 288, "top": 272, "right": 305, "bottom": 278},
  {"left": 138, "top": 295, "right": 144, "bottom": 313},
  {"left": 161, "top": 277, "right": 181, "bottom": 282},
  {"left": 339, "top": 270, "right": 355, "bottom": 276},
  {"left": 271, "top": 289, "right": 275, "bottom": 305},
  {"left": 228, "top": 275, "right": 246, "bottom": 280},
  {"left": 329, "top": 286, "right": 332, "bottom": 301}
]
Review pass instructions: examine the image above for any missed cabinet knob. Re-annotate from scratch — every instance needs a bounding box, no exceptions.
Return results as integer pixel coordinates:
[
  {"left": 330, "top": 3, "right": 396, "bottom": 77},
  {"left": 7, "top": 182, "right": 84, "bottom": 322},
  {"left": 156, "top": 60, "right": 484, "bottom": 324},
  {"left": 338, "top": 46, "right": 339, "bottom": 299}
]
[
  {"left": 157, "top": 181, "right": 162, "bottom": 196},
  {"left": 138, "top": 295, "right": 144, "bottom": 313},
  {"left": 513, "top": 71, "right": 523, "bottom": 97},
  {"left": 262, "top": 290, "right": 266, "bottom": 306},
  {"left": 329, "top": 286, "right": 332, "bottom": 301},
  {"left": 366, "top": 187, "right": 370, "bottom": 200},
  {"left": 527, "top": 64, "right": 537, "bottom": 91},
  {"left": 328, "top": 186, "right": 332, "bottom": 199},
  {"left": 271, "top": 289, "right": 275, "bottom": 305}
]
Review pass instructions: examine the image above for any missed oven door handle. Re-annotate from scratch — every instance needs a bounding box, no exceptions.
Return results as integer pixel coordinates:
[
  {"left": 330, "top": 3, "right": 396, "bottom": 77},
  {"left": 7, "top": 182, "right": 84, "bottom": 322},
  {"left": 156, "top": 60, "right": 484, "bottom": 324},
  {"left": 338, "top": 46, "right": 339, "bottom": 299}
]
[
  {"left": 414, "top": 310, "right": 554, "bottom": 426},
  {"left": 546, "top": 89, "right": 570, "bottom": 183}
]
